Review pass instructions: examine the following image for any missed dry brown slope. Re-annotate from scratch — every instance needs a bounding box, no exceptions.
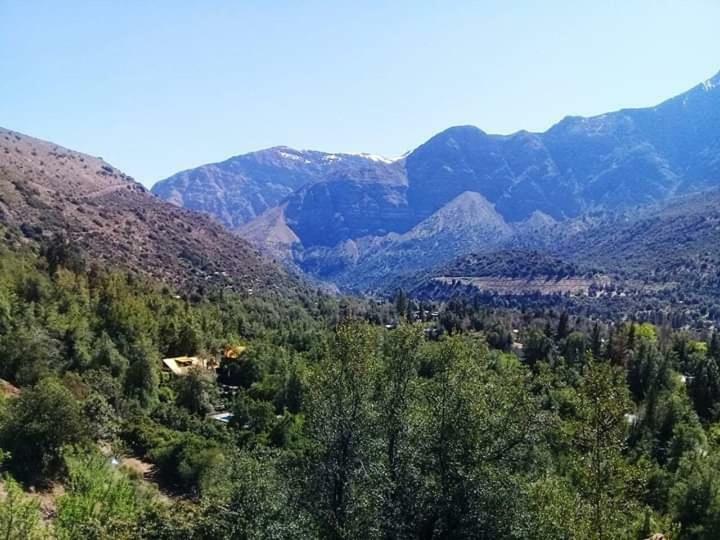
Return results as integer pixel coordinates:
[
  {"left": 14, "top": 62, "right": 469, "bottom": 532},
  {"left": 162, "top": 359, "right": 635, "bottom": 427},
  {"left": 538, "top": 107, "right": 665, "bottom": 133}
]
[{"left": 0, "top": 127, "right": 293, "bottom": 293}]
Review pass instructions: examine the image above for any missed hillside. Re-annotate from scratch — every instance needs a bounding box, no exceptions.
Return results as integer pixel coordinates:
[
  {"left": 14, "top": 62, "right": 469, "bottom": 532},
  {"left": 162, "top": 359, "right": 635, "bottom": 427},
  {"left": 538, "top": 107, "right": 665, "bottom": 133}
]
[
  {"left": 401, "top": 190, "right": 720, "bottom": 325},
  {"left": 0, "top": 128, "right": 292, "bottom": 293}
]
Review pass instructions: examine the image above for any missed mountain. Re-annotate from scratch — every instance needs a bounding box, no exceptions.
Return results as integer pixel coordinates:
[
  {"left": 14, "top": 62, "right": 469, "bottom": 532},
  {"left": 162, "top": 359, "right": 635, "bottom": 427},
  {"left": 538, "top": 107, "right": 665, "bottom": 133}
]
[
  {"left": 152, "top": 147, "right": 406, "bottom": 230},
  {"left": 0, "top": 127, "right": 292, "bottom": 293},
  {"left": 402, "top": 189, "right": 720, "bottom": 324},
  {"left": 300, "top": 191, "right": 514, "bottom": 291},
  {"left": 155, "top": 70, "right": 720, "bottom": 291}
]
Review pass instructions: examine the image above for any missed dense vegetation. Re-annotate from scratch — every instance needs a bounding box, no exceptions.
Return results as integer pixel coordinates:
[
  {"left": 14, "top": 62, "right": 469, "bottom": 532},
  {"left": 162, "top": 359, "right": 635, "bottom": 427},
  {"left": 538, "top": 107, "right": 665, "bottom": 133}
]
[{"left": 1, "top": 238, "right": 720, "bottom": 538}]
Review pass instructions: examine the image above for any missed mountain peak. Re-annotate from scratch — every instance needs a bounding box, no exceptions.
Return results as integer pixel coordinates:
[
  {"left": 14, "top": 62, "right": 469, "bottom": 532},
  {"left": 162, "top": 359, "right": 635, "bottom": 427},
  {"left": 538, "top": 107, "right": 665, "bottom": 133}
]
[{"left": 702, "top": 70, "right": 720, "bottom": 91}]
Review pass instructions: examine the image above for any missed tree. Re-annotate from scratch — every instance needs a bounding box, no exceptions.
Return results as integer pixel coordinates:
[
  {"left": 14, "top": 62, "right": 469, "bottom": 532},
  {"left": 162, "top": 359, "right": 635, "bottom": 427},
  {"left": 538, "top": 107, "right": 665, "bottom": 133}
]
[
  {"left": 232, "top": 392, "right": 275, "bottom": 435},
  {"left": 305, "top": 321, "right": 381, "bottom": 538},
  {"left": 91, "top": 333, "right": 129, "bottom": 379},
  {"left": 197, "top": 453, "right": 313, "bottom": 539},
  {"left": 572, "top": 361, "right": 639, "bottom": 539},
  {"left": 41, "top": 233, "right": 85, "bottom": 275},
  {"left": 414, "top": 335, "right": 543, "bottom": 538},
  {"left": 709, "top": 332, "right": 720, "bottom": 362},
  {"left": 0, "top": 378, "right": 89, "bottom": 480},
  {"left": 687, "top": 354, "right": 720, "bottom": 422},
  {"left": 0, "top": 317, "right": 61, "bottom": 386},
  {"left": 124, "top": 338, "right": 160, "bottom": 409},
  {"left": 394, "top": 290, "right": 408, "bottom": 321},
  {"left": 563, "top": 331, "right": 588, "bottom": 368},
  {"left": 175, "top": 367, "right": 216, "bottom": 416},
  {"left": 591, "top": 323, "right": 603, "bottom": 359},
  {"left": 524, "top": 329, "right": 554, "bottom": 371},
  {"left": 375, "top": 324, "right": 423, "bottom": 538},
  {"left": 556, "top": 311, "right": 571, "bottom": 341},
  {"left": 669, "top": 449, "right": 720, "bottom": 540}
]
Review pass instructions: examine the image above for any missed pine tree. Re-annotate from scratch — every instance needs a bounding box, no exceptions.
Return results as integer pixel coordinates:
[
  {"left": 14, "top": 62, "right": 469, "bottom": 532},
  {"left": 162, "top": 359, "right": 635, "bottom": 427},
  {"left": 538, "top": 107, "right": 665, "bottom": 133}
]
[
  {"left": 591, "top": 323, "right": 603, "bottom": 359},
  {"left": 556, "top": 312, "right": 570, "bottom": 340}
]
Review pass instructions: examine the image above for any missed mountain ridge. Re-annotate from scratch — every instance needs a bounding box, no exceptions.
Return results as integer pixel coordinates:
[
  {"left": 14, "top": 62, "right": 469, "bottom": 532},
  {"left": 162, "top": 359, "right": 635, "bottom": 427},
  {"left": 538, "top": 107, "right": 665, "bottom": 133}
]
[{"left": 153, "top": 70, "right": 720, "bottom": 291}]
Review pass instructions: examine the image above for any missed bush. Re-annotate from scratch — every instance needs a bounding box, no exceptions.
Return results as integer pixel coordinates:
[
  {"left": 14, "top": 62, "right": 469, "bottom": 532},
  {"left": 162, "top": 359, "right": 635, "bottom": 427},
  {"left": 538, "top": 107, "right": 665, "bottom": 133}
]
[
  {"left": 0, "top": 378, "right": 89, "bottom": 481},
  {"left": 0, "top": 475, "right": 46, "bottom": 539}
]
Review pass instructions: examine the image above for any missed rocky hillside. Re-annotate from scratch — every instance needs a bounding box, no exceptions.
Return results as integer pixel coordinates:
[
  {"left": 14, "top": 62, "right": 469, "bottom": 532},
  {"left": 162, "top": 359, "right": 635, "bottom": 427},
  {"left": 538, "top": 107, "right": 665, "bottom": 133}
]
[
  {"left": 0, "top": 128, "right": 292, "bottom": 293},
  {"left": 400, "top": 190, "right": 720, "bottom": 323},
  {"left": 152, "top": 147, "right": 406, "bottom": 229}
]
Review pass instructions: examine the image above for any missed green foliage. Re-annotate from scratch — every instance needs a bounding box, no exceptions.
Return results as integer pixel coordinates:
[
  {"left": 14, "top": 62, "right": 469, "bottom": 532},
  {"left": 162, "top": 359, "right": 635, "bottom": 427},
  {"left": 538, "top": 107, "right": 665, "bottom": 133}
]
[
  {"left": 55, "top": 451, "right": 149, "bottom": 539},
  {"left": 0, "top": 476, "right": 46, "bottom": 539},
  {"left": 570, "top": 361, "right": 640, "bottom": 539},
  {"left": 305, "top": 321, "right": 382, "bottom": 538},
  {"left": 174, "top": 367, "right": 216, "bottom": 416},
  {"left": 2, "top": 240, "right": 720, "bottom": 538},
  {"left": 197, "top": 453, "right": 313, "bottom": 539},
  {"left": 0, "top": 378, "right": 89, "bottom": 481}
]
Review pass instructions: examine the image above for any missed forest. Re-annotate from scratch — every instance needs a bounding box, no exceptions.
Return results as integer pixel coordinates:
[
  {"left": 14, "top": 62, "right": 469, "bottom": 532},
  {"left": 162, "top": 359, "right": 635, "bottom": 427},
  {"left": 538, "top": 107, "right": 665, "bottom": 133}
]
[{"left": 0, "top": 236, "right": 720, "bottom": 539}]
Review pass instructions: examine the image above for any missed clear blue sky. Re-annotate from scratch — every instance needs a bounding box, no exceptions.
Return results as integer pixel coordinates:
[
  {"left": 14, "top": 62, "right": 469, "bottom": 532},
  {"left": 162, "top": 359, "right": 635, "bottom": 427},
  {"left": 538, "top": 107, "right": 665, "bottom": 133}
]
[{"left": 2, "top": 1, "right": 719, "bottom": 186}]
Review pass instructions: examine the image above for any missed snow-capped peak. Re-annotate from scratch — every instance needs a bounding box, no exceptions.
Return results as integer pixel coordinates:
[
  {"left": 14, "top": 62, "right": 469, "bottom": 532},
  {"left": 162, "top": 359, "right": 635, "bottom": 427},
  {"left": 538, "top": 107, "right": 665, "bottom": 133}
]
[
  {"left": 321, "top": 152, "right": 401, "bottom": 164},
  {"left": 702, "top": 70, "right": 720, "bottom": 91},
  {"left": 354, "top": 152, "right": 398, "bottom": 164}
]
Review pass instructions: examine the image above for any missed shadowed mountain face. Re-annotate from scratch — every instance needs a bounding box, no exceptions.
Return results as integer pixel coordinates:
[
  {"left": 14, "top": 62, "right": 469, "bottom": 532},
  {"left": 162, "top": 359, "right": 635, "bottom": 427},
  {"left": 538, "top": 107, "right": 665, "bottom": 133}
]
[
  {"left": 401, "top": 188, "right": 720, "bottom": 321},
  {"left": 152, "top": 147, "right": 406, "bottom": 230},
  {"left": 408, "top": 71, "right": 720, "bottom": 223},
  {"left": 154, "top": 71, "right": 720, "bottom": 290},
  {"left": 0, "top": 128, "right": 292, "bottom": 294}
]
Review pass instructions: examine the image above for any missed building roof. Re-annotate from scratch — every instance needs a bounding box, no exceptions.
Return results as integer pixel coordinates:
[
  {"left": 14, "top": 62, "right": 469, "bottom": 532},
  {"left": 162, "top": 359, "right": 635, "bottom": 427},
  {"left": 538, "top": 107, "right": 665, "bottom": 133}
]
[{"left": 162, "top": 356, "right": 208, "bottom": 376}]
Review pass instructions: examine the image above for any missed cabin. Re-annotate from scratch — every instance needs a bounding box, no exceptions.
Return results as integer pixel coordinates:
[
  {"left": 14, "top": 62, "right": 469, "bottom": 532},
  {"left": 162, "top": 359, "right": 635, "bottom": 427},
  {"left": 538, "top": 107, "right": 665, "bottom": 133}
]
[{"left": 161, "top": 356, "right": 217, "bottom": 377}]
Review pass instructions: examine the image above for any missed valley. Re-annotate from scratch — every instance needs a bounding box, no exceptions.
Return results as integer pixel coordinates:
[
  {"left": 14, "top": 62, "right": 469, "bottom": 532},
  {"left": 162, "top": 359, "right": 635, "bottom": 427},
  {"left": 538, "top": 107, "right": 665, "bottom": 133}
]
[{"left": 4, "top": 6, "right": 720, "bottom": 536}]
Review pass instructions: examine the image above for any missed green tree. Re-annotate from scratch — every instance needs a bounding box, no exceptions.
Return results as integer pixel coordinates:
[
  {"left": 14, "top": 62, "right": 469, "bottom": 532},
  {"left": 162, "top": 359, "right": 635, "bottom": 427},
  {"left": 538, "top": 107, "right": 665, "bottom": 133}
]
[
  {"left": 0, "top": 378, "right": 89, "bottom": 480},
  {"left": 414, "top": 336, "right": 543, "bottom": 538},
  {"left": 687, "top": 354, "right": 720, "bottom": 422},
  {"left": 305, "top": 321, "right": 381, "bottom": 538},
  {"left": 572, "top": 361, "right": 639, "bottom": 539},
  {"left": 376, "top": 324, "right": 423, "bottom": 538},
  {"left": 124, "top": 338, "right": 160, "bottom": 409},
  {"left": 524, "top": 329, "right": 554, "bottom": 371},
  {"left": 197, "top": 453, "right": 313, "bottom": 539},
  {"left": 175, "top": 367, "right": 216, "bottom": 416}
]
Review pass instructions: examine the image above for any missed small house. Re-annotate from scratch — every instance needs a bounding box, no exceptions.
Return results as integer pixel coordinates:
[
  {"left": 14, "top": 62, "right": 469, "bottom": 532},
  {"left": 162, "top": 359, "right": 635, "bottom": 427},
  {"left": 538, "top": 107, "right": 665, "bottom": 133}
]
[{"left": 162, "top": 356, "right": 214, "bottom": 377}]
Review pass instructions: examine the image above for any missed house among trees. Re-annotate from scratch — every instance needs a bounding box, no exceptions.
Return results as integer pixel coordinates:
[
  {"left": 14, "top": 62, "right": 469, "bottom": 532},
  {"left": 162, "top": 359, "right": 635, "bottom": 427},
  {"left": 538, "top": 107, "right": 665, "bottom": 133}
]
[
  {"left": 161, "top": 356, "right": 217, "bottom": 377},
  {"left": 162, "top": 345, "right": 247, "bottom": 377}
]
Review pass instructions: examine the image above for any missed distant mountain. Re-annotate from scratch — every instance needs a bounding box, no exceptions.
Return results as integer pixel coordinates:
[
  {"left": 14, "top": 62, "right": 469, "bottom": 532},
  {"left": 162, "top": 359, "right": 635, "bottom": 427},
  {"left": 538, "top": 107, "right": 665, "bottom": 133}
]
[
  {"left": 402, "top": 189, "right": 720, "bottom": 323},
  {"left": 300, "top": 191, "right": 514, "bottom": 291},
  {"left": 408, "top": 70, "right": 720, "bottom": 223},
  {"left": 155, "top": 70, "right": 720, "bottom": 291},
  {"left": 0, "top": 128, "right": 292, "bottom": 293},
  {"left": 152, "top": 147, "right": 406, "bottom": 229}
]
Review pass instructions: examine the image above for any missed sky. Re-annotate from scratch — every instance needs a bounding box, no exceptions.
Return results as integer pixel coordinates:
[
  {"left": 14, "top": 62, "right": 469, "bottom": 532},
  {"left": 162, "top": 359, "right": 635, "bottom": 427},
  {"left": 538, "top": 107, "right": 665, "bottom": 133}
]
[{"left": 2, "top": 1, "right": 720, "bottom": 187}]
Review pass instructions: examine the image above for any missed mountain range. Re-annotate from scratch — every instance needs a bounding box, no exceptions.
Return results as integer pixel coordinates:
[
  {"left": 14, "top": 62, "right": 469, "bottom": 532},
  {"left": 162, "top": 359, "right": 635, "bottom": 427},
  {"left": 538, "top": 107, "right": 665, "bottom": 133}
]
[{"left": 151, "top": 71, "right": 720, "bottom": 292}]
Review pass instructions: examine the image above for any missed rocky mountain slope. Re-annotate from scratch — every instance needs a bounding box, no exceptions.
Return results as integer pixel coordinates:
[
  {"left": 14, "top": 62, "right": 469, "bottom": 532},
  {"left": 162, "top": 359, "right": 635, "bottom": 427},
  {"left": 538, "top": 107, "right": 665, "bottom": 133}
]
[
  {"left": 0, "top": 128, "right": 292, "bottom": 293},
  {"left": 154, "top": 70, "right": 720, "bottom": 291},
  {"left": 152, "top": 147, "right": 406, "bottom": 229},
  {"left": 402, "top": 189, "right": 720, "bottom": 323}
]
